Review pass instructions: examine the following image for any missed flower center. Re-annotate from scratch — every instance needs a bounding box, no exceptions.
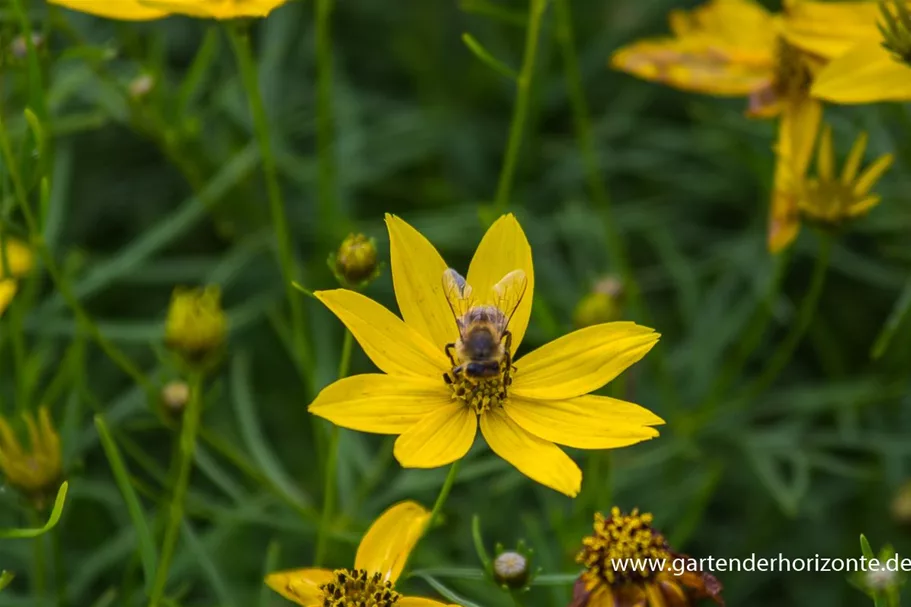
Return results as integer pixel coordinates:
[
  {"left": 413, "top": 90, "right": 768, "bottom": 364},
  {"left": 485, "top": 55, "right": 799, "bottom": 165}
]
[
  {"left": 773, "top": 38, "right": 812, "bottom": 99},
  {"left": 576, "top": 508, "right": 671, "bottom": 587},
  {"left": 446, "top": 368, "right": 508, "bottom": 415},
  {"left": 319, "top": 569, "right": 401, "bottom": 607},
  {"left": 798, "top": 179, "right": 860, "bottom": 224}
]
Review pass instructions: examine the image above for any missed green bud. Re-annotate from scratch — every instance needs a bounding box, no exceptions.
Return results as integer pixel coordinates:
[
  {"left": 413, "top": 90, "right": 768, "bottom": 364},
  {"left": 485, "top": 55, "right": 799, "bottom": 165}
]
[{"left": 330, "top": 233, "right": 380, "bottom": 288}]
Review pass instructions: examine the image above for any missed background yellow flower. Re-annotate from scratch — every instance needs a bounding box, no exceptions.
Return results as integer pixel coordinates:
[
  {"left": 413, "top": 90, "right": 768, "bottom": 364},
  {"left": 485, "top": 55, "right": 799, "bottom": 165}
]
[
  {"left": 139, "top": 0, "right": 291, "bottom": 19},
  {"left": 48, "top": 0, "right": 169, "bottom": 20}
]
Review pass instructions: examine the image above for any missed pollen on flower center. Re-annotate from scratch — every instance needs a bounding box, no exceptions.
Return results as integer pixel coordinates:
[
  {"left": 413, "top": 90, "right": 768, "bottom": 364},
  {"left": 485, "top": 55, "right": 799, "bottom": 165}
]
[
  {"left": 576, "top": 508, "right": 672, "bottom": 587},
  {"left": 447, "top": 372, "right": 507, "bottom": 415},
  {"left": 319, "top": 569, "right": 401, "bottom": 607}
]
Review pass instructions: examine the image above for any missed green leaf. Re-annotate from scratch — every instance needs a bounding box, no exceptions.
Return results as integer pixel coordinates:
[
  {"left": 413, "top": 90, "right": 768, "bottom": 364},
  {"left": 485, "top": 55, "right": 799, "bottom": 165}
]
[
  {"left": 94, "top": 415, "right": 158, "bottom": 595},
  {"left": 461, "top": 33, "right": 519, "bottom": 81},
  {"left": 0, "top": 481, "right": 68, "bottom": 539},
  {"left": 860, "top": 534, "right": 876, "bottom": 560},
  {"left": 531, "top": 573, "right": 580, "bottom": 586},
  {"left": 0, "top": 571, "right": 15, "bottom": 592},
  {"left": 410, "top": 573, "right": 485, "bottom": 607},
  {"left": 871, "top": 273, "right": 911, "bottom": 359},
  {"left": 471, "top": 515, "right": 493, "bottom": 573}
]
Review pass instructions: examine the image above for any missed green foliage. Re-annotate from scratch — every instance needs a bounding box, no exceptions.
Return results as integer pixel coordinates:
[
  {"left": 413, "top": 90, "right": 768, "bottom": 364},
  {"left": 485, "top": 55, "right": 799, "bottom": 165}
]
[{"left": 0, "top": 0, "right": 910, "bottom": 606}]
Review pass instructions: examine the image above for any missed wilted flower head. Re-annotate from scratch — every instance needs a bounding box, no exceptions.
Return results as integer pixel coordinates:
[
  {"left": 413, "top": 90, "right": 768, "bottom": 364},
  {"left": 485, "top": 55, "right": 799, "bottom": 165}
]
[
  {"left": 0, "top": 408, "right": 63, "bottom": 510},
  {"left": 139, "top": 0, "right": 291, "bottom": 19},
  {"left": 572, "top": 507, "right": 723, "bottom": 607},
  {"left": 331, "top": 233, "right": 380, "bottom": 288},
  {"left": 266, "top": 501, "right": 456, "bottom": 607},
  {"left": 165, "top": 286, "right": 227, "bottom": 366},
  {"left": 574, "top": 277, "right": 624, "bottom": 328},
  {"left": 0, "top": 237, "right": 34, "bottom": 318}
]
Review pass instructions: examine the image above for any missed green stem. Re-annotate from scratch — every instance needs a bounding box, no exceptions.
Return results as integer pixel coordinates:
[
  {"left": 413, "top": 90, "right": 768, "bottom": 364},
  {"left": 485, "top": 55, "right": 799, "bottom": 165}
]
[
  {"left": 740, "top": 234, "right": 833, "bottom": 403},
  {"left": 315, "top": 0, "right": 338, "bottom": 234},
  {"left": 492, "top": 0, "right": 547, "bottom": 213},
  {"left": 148, "top": 373, "right": 205, "bottom": 607},
  {"left": 226, "top": 24, "right": 311, "bottom": 380},
  {"left": 425, "top": 461, "right": 461, "bottom": 533},
  {"left": 29, "top": 509, "right": 46, "bottom": 600},
  {"left": 313, "top": 330, "right": 353, "bottom": 566},
  {"left": 53, "top": 523, "right": 66, "bottom": 607}
]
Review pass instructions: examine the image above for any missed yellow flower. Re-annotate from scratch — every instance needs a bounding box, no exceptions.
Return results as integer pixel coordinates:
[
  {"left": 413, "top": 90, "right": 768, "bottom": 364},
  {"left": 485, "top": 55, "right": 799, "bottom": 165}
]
[
  {"left": 164, "top": 286, "right": 228, "bottom": 365},
  {"left": 0, "top": 408, "right": 63, "bottom": 510},
  {"left": 571, "top": 508, "right": 724, "bottom": 607},
  {"left": 139, "top": 0, "right": 290, "bottom": 19},
  {"left": 610, "top": 0, "right": 873, "bottom": 253},
  {"left": 309, "top": 214, "right": 662, "bottom": 497},
  {"left": 48, "top": 0, "right": 169, "bottom": 20},
  {"left": 0, "top": 237, "right": 34, "bottom": 318},
  {"left": 266, "top": 501, "right": 456, "bottom": 607},
  {"left": 785, "top": 1, "right": 911, "bottom": 104},
  {"left": 795, "top": 125, "right": 893, "bottom": 227}
]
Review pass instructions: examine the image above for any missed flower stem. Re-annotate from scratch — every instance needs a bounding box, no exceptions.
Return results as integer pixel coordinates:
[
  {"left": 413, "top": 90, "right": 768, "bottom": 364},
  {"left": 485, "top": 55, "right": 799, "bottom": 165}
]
[
  {"left": 741, "top": 233, "right": 833, "bottom": 403},
  {"left": 148, "top": 373, "right": 204, "bottom": 607},
  {"left": 492, "top": 0, "right": 547, "bottom": 214},
  {"left": 29, "top": 509, "right": 46, "bottom": 600},
  {"left": 315, "top": 0, "right": 338, "bottom": 233},
  {"left": 313, "top": 329, "right": 353, "bottom": 566},
  {"left": 227, "top": 23, "right": 311, "bottom": 381},
  {"left": 426, "top": 460, "right": 461, "bottom": 533}
]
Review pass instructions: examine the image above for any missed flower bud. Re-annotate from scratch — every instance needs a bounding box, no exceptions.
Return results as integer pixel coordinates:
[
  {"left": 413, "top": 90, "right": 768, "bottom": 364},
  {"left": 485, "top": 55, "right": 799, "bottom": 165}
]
[
  {"left": 10, "top": 34, "right": 44, "bottom": 60},
  {"left": 493, "top": 551, "right": 530, "bottom": 589},
  {"left": 331, "top": 233, "right": 379, "bottom": 287},
  {"left": 129, "top": 74, "right": 156, "bottom": 99},
  {"left": 164, "top": 286, "right": 227, "bottom": 368},
  {"left": 161, "top": 380, "right": 190, "bottom": 418},
  {"left": 892, "top": 480, "right": 911, "bottom": 525},
  {"left": 0, "top": 408, "right": 63, "bottom": 511},
  {"left": 573, "top": 276, "right": 624, "bottom": 328}
]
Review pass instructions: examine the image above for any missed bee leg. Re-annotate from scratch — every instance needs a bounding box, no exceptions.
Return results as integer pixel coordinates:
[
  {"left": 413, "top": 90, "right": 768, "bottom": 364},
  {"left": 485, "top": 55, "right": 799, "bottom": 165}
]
[
  {"left": 501, "top": 331, "right": 514, "bottom": 396},
  {"left": 444, "top": 343, "right": 458, "bottom": 368},
  {"left": 443, "top": 373, "right": 453, "bottom": 385}
]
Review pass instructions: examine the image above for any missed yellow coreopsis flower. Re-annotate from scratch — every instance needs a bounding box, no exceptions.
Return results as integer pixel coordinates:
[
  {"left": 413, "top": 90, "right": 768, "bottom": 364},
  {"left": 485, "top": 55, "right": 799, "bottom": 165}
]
[
  {"left": 309, "top": 214, "right": 662, "bottom": 498},
  {"left": 0, "top": 408, "right": 63, "bottom": 510},
  {"left": 610, "top": 0, "right": 869, "bottom": 253},
  {"left": 139, "top": 0, "right": 290, "bottom": 19},
  {"left": 571, "top": 508, "right": 724, "bottom": 607},
  {"left": 785, "top": 1, "right": 911, "bottom": 103},
  {"left": 0, "top": 237, "right": 34, "bottom": 318},
  {"left": 48, "top": 0, "right": 169, "bottom": 20},
  {"left": 266, "top": 501, "right": 456, "bottom": 607}
]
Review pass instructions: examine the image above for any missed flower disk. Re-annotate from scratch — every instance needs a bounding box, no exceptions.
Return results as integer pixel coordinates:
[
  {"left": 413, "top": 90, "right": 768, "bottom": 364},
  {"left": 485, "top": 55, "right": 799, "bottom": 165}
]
[
  {"left": 319, "top": 569, "right": 401, "bottom": 607},
  {"left": 577, "top": 507, "right": 671, "bottom": 587}
]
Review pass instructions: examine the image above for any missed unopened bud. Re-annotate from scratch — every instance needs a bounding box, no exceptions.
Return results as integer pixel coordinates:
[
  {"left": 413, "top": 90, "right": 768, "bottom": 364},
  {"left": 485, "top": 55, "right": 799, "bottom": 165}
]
[
  {"left": 493, "top": 551, "right": 529, "bottom": 589},
  {"left": 161, "top": 380, "right": 190, "bottom": 417},
  {"left": 573, "top": 276, "right": 624, "bottom": 328},
  {"left": 10, "top": 34, "right": 44, "bottom": 60},
  {"left": 129, "top": 74, "right": 156, "bottom": 99},
  {"left": 331, "top": 233, "right": 379, "bottom": 287},
  {"left": 164, "top": 285, "right": 227, "bottom": 368},
  {"left": 892, "top": 480, "right": 911, "bottom": 524}
]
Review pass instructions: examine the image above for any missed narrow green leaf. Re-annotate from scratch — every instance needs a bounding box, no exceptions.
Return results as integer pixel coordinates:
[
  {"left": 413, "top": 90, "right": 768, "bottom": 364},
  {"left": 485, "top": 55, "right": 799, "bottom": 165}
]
[
  {"left": 259, "top": 541, "right": 281, "bottom": 607},
  {"left": 0, "top": 571, "right": 15, "bottom": 591},
  {"left": 860, "top": 534, "right": 875, "bottom": 560},
  {"left": 471, "top": 515, "right": 492, "bottom": 573},
  {"left": 0, "top": 481, "right": 68, "bottom": 538},
  {"left": 410, "top": 573, "right": 484, "bottom": 607},
  {"left": 461, "top": 33, "right": 519, "bottom": 81},
  {"left": 532, "top": 573, "right": 580, "bottom": 585},
  {"left": 94, "top": 415, "right": 158, "bottom": 594},
  {"left": 407, "top": 568, "right": 486, "bottom": 581},
  {"left": 870, "top": 273, "right": 911, "bottom": 359}
]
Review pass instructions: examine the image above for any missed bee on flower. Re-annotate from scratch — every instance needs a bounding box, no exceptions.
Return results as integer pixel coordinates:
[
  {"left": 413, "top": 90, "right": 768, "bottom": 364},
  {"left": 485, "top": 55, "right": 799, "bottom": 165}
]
[
  {"left": 572, "top": 508, "right": 724, "bottom": 607},
  {"left": 610, "top": 0, "right": 875, "bottom": 253},
  {"left": 266, "top": 501, "right": 457, "bottom": 607},
  {"left": 309, "top": 214, "right": 662, "bottom": 498},
  {"left": 0, "top": 408, "right": 63, "bottom": 511}
]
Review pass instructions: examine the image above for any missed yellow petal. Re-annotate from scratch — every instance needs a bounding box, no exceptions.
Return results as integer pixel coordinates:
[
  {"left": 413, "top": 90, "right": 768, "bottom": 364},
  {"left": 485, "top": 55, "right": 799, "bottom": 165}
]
[
  {"left": 315, "top": 289, "right": 448, "bottom": 378},
  {"left": 611, "top": 38, "right": 773, "bottom": 97},
  {"left": 386, "top": 215, "right": 458, "bottom": 352},
  {"left": 816, "top": 125, "right": 834, "bottom": 182},
  {"left": 466, "top": 214, "right": 534, "bottom": 353},
  {"left": 768, "top": 95, "right": 821, "bottom": 253},
  {"left": 479, "top": 408, "right": 581, "bottom": 497},
  {"left": 0, "top": 238, "right": 33, "bottom": 278},
  {"left": 847, "top": 195, "right": 881, "bottom": 217},
  {"left": 139, "top": 0, "right": 289, "bottom": 18},
  {"left": 264, "top": 568, "right": 333, "bottom": 607},
  {"left": 309, "top": 374, "right": 452, "bottom": 434},
  {"left": 812, "top": 40, "right": 911, "bottom": 103},
  {"left": 399, "top": 598, "right": 458, "bottom": 607},
  {"left": 510, "top": 322, "right": 659, "bottom": 400},
  {"left": 0, "top": 417, "right": 23, "bottom": 458},
  {"left": 841, "top": 131, "right": 869, "bottom": 184},
  {"left": 503, "top": 394, "right": 662, "bottom": 450},
  {"left": 393, "top": 404, "right": 477, "bottom": 468},
  {"left": 354, "top": 501, "right": 431, "bottom": 583},
  {"left": 0, "top": 280, "right": 17, "bottom": 318},
  {"left": 669, "top": 0, "right": 778, "bottom": 51},
  {"left": 783, "top": 1, "right": 880, "bottom": 60},
  {"left": 854, "top": 153, "right": 894, "bottom": 197},
  {"left": 49, "top": 0, "right": 169, "bottom": 19}
]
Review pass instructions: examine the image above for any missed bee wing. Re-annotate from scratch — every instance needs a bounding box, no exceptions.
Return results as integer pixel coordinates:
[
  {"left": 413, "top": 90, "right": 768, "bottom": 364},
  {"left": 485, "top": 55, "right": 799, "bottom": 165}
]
[
  {"left": 442, "top": 268, "right": 476, "bottom": 332},
  {"left": 491, "top": 269, "right": 528, "bottom": 333}
]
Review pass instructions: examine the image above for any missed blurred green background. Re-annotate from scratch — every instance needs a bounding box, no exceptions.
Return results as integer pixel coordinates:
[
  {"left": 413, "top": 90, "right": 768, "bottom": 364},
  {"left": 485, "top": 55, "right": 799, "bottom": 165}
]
[{"left": 1, "top": 0, "right": 911, "bottom": 605}]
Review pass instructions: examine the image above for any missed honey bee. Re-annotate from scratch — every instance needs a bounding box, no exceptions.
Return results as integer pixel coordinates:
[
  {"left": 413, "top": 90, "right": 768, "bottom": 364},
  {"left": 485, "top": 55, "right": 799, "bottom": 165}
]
[{"left": 441, "top": 268, "right": 528, "bottom": 389}]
